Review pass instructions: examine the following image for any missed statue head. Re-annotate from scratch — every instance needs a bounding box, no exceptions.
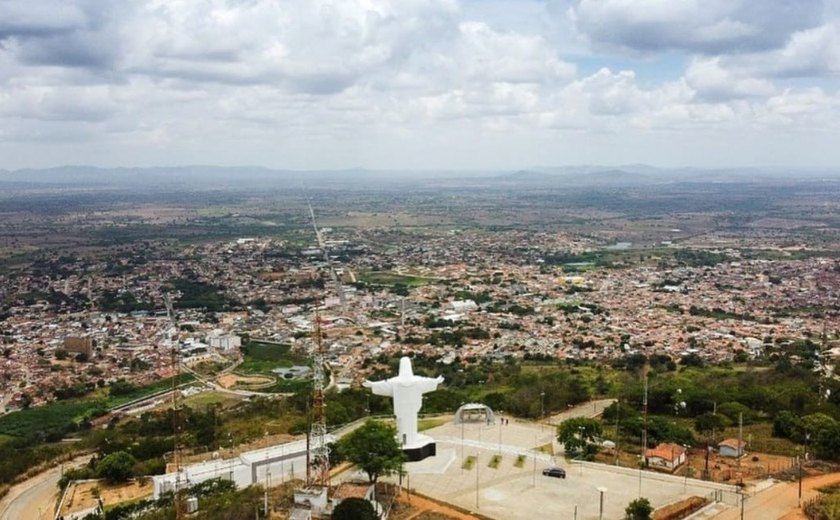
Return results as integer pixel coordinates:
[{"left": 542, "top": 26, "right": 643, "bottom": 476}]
[{"left": 398, "top": 356, "right": 414, "bottom": 378}]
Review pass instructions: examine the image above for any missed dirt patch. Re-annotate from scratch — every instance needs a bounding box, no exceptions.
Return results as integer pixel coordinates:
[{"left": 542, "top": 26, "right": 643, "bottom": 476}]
[
  {"left": 60, "top": 479, "right": 153, "bottom": 516},
  {"left": 390, "top": 491, "right": 492, "bottom": 520},
  {"left": 683, "top": 449, "right": 794, "bottom": 483},
  {"left": 653, "top": 496, "right": 707, "bottom": 520},
  {"left": 217, "top": 373, "right": 274, "bottom": 389}
]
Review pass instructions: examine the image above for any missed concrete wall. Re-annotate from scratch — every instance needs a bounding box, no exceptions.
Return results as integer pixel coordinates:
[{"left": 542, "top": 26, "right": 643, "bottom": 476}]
[{"left": 571, "top": 460, "right": 739, "bottom": 494}]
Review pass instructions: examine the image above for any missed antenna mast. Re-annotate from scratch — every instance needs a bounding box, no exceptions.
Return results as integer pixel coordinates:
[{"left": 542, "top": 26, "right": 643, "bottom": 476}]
[
  {"left": 309, "top": 311, "right": 330, "bottom": 487},
  {"left": 165, "top": 293, "right": 184, "bottom": 520}
]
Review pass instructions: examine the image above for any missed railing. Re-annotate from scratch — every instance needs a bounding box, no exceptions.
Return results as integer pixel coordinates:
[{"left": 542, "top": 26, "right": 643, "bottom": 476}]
[{"left": 570, "top": 460, "right": 739, "bottom": 493}]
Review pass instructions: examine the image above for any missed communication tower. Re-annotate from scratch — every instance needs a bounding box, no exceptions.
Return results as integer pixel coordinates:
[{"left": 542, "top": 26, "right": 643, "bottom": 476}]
[
  {"left": 308, "top": 312, "right": 330, "bottom": 487},
  {"left": 164, "top": 293, "right": 185, "bottom": 519}
]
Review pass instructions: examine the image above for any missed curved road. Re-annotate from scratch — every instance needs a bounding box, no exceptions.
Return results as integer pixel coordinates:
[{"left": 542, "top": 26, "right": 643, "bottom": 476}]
[
  {"left": 0, "top": 465, "right": 62, "bottom": 520},
  {"left": 0, "top": 456, "right": 91, "bottom": 520}
]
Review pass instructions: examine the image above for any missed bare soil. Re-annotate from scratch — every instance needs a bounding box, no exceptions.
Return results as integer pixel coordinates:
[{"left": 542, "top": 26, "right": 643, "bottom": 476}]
[{"left": 60, "top": 479, "right": 153, "bottom": 516}]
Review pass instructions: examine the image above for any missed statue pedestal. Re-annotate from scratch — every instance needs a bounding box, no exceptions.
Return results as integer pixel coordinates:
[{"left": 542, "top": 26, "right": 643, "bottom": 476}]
[{"left": 402, "top": 434, "right": 437, "bottom": 462}]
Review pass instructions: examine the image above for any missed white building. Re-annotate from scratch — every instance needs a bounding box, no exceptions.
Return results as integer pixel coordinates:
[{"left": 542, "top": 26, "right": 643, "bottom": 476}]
[
  {"left": 208, "top": 334, "right": 242, "bottom": 352},
  {"left": 152, "top": 436, "right": 334, "bottom": 499},
  {"left": 644, "top": 443, "right": 687, "bottom": 472}
]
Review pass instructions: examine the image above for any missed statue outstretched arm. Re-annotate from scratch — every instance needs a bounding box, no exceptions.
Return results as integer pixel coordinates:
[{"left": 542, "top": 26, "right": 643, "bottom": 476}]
[
  {"left": 363, "top": 379, "right": 394, "bottom": 397},
  {"left": 415, "top": 375, "right": 444, "bottom": 393}
]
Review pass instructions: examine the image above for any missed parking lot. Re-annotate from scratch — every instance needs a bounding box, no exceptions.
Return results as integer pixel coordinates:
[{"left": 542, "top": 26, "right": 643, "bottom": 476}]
[{"left": 403, "top": 418, "right": 736, "bottom": 520}]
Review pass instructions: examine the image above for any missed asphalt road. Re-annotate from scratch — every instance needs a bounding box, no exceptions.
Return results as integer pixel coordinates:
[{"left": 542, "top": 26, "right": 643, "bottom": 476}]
[
  {"left": 0, "top": 456, "right": 91, "bottom": 520},
  {"left": 545, "top": 398, "right": 616, "bottom": 425},
  {"left": 713, "top": 472, "right": 840, "bottom": 520}
]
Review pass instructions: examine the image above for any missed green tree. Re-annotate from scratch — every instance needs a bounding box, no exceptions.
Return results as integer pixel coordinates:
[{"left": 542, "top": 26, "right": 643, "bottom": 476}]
[
  {"left": 694, "top": 413, "right": 727, "bottom": 436},
  {"left": 801, "top": 413, "right": 837, "bottom": 442},
  {"left": 625, "top": 497, "right": 653, "bottom": 520},
  {"left": 557, "top": 417, "right": 602, "bottom": 459},
  {"left": 773, "top": 411, "right": 801, "bottom": 439},
  {"left": 815, "top": 423, "right": 840, "bottom": 461},
  {"left": 96, "top": 451, "right": 137, "bottom": 483},
  {"left": 602, "top": 401, "right": 639, "bottom": 423},
  {"left": 337, "top": 420, "right": 404, "bottom": 483},
  {"left": 717, "top": 402, "right": 754, "bottom": 425},
  {"left": 332, "top": 497, "right": 378, "bottom": 520},
  {"left": 109, "top": 379, "right": 137, "bottom": 396}
]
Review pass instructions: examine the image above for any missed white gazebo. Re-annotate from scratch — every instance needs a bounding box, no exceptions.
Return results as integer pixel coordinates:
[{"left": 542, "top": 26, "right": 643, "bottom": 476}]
[{"left": 454, "top": 402, "right": 496, "bottom": 425}]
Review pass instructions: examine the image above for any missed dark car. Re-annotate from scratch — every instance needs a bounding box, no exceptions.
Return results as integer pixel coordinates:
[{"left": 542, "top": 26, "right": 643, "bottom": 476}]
[{"left": 542, "top": 467, "right": 566, "bottom": 478}]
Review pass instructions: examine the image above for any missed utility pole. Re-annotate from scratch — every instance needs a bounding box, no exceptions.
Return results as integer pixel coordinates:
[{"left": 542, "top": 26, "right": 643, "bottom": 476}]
[
  {"left": 533, "top": 432, "right": 537, "bottom": 487},
  {"left": 614, "top": 397, "right": 620, "bottom": 466},
  {"left": 799, "top": 432, "right": 810, "bottom": 507},
  {"left": 540, "top": 391, "right": 545, "bottom": 430},
  {"left": 461, "top": 409, "right": 465, "bottom": 473},
  {"left": 475, "top": 452, "right": 480, "bottom": 509},
  {"left": 498, "top": 415, "right": 502, "bottom": 456},
  {"left": 639, "top": 370, "right": 648, "bottom": 497},
  {"left": 737, "top": 412, "right": 743, "bottom": 487}
]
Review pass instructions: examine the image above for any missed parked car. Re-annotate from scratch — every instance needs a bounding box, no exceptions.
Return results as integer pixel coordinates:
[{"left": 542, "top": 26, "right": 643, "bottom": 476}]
[{"left": 542, "top": 467, "right": 566, "bottom": 478}]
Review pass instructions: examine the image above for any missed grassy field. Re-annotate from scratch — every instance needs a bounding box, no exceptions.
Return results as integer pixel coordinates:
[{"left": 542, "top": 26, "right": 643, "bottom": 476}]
[
  {"left": 239, "top": 341, "right": 308, "bottom": 375},
  {"left": 357, "top": 271, "right": 436, "bottom": 287},
  {"left": 105, "top": 374, "right": 195, "bottom": 408},
  {"left": 0, "top": 399, "right": 102, "bottom": 437},
  {"left": 418, "top": 418, "right": 447, "bottom": 432},
  {"left": 0, "top": 375, "right": 195, "bottom": 439},
  {"left": 720, "top": 422, "right": 799, "bottom": 456},
  {"left": 178, "top": 391, "right": 242, "bottom": 410}
]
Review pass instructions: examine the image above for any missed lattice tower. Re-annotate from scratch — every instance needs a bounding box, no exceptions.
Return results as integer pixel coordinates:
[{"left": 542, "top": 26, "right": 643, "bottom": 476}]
[{"left": 309, "top": 312, "right": 330, "bottom": 487}]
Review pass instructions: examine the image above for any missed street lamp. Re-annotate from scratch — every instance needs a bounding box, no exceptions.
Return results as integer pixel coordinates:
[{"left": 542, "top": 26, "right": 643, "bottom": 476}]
[
  {"left": 540, "top": 391, "right": 545, "bottom": 419},
  {"left": 597, "top": 487, "right": 607, "bottom": 520},
  {"left": 460, "top": 402, "right": 465, "bottom": 473},
  {"left": 498, "top": 414, "right": 502, "bottom": 455},
  {"left": 799, "top": 432, "right": 811, "bottom": 506}
]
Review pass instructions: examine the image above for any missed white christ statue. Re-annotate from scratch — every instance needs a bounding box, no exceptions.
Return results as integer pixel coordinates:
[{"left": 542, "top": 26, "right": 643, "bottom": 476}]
[{"left": 364, "top": 356, "right": 444, "bottom": 449}]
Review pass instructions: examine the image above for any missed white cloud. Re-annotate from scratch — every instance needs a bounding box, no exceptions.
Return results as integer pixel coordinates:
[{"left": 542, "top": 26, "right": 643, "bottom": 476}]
[
  {"left": 569, "top": 0, "right": 824, "bottom": 54},
  {"left": 0, "top": 0, "right": 839, "bottom": 168},
  {"left": 685, "top": 57, "right": 776, "bottom": 101},
  {"left": 754, "top": 22, "right": 840, "bottom": 77}
]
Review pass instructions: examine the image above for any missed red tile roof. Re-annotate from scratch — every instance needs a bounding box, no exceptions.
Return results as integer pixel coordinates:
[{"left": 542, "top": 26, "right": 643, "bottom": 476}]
[{"left": 644, "top": 443, "right": 686, "bottom": 462}]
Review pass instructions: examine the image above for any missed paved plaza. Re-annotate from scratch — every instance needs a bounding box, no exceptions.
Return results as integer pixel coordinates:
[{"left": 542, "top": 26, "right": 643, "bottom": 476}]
[{"left": 401, "top": 411, "right": 736, "bottom": 520}]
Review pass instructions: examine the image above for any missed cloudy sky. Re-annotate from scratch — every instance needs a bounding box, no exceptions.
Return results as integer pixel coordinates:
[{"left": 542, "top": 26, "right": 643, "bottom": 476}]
[{"left": 2, "top": 0, "right": 839, "bottom": 170}]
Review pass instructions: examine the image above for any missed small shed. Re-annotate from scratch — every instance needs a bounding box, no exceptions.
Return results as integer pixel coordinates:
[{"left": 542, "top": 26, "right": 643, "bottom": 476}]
[{"left": 718, "top": 438, "right": 746, "bottom": 458}]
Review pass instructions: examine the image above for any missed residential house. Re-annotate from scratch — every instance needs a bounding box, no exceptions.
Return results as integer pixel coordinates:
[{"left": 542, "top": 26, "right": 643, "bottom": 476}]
[{"left": 644, "top": 443, "right": 687, "bottom": 472}]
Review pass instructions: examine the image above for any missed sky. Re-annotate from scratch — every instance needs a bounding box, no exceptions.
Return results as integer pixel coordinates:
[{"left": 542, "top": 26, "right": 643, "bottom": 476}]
[{"left": 1, "top": 0, "right": 839, "bottom": 171}]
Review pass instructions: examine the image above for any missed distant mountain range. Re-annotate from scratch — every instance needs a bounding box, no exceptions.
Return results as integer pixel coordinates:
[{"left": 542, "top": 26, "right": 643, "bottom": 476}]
[
  {"left": 494, "top": 166, "right": 840, "bottom": 186},
  {"left": 0, "top": 164, "right": 838, "bottom": 191}
]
